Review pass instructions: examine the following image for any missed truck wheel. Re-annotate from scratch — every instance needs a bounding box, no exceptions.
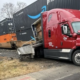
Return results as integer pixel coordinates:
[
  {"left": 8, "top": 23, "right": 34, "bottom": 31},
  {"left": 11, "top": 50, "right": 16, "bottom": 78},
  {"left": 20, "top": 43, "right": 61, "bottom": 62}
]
[{"left": 72, "top": 50, "right": 80, "bottom": 66}]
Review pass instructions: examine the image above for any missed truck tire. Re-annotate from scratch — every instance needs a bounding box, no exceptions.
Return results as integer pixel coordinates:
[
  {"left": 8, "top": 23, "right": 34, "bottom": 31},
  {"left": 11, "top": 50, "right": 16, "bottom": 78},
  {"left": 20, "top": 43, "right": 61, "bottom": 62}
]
[{"left": 72, "top": 50, "right": 80, "bottom": 66}]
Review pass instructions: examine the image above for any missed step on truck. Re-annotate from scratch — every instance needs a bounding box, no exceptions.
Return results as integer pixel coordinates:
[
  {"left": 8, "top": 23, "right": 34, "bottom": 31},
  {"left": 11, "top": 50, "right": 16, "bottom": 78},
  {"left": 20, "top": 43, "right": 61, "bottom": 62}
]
[{"left": 17, "top": 9, "right": 80, "bottom": 66}]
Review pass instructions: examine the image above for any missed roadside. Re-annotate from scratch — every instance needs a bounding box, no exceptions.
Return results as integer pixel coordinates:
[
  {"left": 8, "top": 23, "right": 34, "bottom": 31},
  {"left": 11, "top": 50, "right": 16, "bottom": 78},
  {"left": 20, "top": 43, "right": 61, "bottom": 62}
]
[
  {"left": 5, "top": 63, "right": 80, "bottom": 80},
  {"left": 0, "top": 49, "right": 65, "bottom": 80},
  {"left": 0, "top": 56, "right": 68, "bottom": 80},
  {"left": 0, "top": 49, "right": 79, "bottom": 80}
]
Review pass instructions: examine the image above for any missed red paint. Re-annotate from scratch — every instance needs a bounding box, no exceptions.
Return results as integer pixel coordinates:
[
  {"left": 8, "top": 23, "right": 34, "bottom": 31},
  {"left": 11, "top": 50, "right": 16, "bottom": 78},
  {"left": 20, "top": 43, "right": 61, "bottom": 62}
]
[
  {"left": 20, "top": 77, "right": 30, "bottom": 80},
  {"left": 42, "top": 9, "right": 80, "bottom": 49}
]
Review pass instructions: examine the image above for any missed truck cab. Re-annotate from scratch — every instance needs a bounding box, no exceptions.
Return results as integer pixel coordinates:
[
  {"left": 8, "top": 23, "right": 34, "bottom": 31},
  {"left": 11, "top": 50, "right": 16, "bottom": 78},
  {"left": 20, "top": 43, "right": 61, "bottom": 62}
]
[{"left": 42, "top": 9, "right": 80, "bottom": 65}]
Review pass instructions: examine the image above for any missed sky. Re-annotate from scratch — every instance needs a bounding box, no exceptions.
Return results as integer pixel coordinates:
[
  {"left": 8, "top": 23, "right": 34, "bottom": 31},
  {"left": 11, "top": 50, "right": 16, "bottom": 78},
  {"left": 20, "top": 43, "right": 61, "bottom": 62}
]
[
  {"left": 0, "top": 0, "right": 37, "bottom": 20},
  {"left": 0, "top": 0, "right": 37, "bottom": 8}
]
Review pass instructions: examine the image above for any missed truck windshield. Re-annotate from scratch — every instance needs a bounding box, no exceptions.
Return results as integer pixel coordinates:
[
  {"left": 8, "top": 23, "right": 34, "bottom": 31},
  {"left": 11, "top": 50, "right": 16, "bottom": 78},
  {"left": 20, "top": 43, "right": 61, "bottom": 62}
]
[{"left": 72, "top": 22, "right": 80, "bottom": 33}]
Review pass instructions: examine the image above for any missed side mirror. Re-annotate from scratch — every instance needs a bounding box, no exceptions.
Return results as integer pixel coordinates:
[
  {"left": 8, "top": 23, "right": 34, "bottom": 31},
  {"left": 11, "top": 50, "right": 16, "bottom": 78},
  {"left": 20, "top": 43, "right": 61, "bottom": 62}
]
[
  {"left": 63, "top": 26, "right": 68, "bottom": 34},
  {"left": 73, "top": 33, "right": 77, "bottom": 38},
  {"left": 77, "top": 30, "right": 80, "bottom": 35}
]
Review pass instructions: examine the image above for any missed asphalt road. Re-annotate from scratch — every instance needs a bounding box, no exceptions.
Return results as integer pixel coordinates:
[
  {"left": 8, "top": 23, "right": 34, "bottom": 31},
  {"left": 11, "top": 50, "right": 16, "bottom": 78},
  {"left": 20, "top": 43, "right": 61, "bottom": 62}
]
[
  {"left": 28, "top": 64, "right": 80, "bottom": 80},
  {"left": 60, "top": 73, "right": 80, "bottom": 80},
  {"left": 0, "top": 49, "right": 19, "bottom": 59}
]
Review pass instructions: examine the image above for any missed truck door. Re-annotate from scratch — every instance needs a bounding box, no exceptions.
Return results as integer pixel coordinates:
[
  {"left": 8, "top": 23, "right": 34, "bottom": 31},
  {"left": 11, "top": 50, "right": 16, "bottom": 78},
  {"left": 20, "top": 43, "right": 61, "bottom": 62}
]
[
  {"left": 60, "top": 23, "right": 73, "bottom": 48},
  {"left": 46, "top": 13, "right": 58, "bottom": 49}
]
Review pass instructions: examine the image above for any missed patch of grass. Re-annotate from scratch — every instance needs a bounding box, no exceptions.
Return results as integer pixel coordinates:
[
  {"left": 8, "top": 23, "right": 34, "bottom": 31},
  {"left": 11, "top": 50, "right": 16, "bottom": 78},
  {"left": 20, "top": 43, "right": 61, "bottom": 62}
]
[{"left": 0, "top": 59, "right": 41, "bottom": 80}]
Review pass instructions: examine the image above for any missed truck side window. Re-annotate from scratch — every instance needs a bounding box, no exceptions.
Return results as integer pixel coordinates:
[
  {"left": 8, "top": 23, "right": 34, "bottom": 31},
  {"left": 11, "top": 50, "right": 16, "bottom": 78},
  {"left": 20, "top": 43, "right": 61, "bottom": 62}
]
[
  {"left": 48, "top": 14, "right": 52, "bottom": 22},
  {"left": 48, "top": 30, "right": 51, "bottom": 37},
  {"left": 61, "top": 24, "right": 71, "bottom": 35}
]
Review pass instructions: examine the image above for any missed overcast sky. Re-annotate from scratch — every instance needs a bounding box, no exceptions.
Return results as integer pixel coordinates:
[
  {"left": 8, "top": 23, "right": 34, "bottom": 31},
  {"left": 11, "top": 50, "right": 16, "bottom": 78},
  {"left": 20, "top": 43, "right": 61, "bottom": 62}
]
[
  {"left": 0, "top": 0, "right": 37, "bottom": 21},
  {"left": 0, "top": 0, "right": 37, "bottom": 8}
]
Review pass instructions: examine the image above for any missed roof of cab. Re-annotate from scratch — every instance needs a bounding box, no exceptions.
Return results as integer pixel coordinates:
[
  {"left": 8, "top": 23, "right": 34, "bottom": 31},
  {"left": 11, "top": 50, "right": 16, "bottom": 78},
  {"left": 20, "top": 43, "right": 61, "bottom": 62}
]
[{"left": 48, "top": 8, "right": 80, "bottom": 19}]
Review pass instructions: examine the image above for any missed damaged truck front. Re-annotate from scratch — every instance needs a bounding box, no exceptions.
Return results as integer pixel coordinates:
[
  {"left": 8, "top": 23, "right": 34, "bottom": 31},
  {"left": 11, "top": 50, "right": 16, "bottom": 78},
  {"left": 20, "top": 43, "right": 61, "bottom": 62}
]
[{"left": 17, "top": 18, "right": 43, "bottom": 61}]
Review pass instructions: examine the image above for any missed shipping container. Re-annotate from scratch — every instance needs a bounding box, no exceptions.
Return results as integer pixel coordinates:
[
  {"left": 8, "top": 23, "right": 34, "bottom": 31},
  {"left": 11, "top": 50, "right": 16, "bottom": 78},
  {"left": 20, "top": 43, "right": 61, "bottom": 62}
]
[
  {"left": 16, "top": 28, "right": 34, "bottom": 41},
  {"left": 13, "top": 0, "right": 47, "bottom": 31},
  {"left": 13, "top": 0, "right": 80, "bottom": 41},
  {"left": 47, "top": 0, "right": 80, "bottom": 10},
  {"left": 0, "top": 18, "right": 15, "bottom": 35}
]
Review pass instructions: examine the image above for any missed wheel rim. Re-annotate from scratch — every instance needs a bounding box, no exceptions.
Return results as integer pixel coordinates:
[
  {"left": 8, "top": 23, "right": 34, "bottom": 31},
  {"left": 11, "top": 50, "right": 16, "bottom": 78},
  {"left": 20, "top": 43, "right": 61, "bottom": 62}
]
[{"left": 75, "top": 53, "right": 80, "bottom": 64}]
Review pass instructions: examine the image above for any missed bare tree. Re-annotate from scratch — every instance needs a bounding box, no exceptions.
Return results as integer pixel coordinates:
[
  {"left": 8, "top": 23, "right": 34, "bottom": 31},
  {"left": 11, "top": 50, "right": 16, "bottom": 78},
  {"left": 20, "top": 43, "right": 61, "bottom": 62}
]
[
  {"left": 17, "top": 2, "right": 27, "bottom": 11},
  {"left": 0, "top": 2, "right": 27, "bottom": 20},
  {"left": 1, "top": 3, "right": 15, "bottom": 18}
]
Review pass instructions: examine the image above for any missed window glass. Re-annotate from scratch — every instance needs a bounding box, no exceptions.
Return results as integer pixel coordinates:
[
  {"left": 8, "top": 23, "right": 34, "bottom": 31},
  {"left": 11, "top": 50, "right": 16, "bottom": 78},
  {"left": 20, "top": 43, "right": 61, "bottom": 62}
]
[
  {"left": 72, "top": 22, "right": 80, "bottom": 33},
  {"left": 48, "top": 14, "right": 52, "bottom": 22}
]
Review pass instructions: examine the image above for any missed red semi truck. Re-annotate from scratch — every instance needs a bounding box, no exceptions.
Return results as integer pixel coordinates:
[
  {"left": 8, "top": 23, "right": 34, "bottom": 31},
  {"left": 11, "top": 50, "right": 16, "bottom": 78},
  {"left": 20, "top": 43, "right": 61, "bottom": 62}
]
[{"left": 17, "top": 9, "right": 80, "bottom": 66}]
